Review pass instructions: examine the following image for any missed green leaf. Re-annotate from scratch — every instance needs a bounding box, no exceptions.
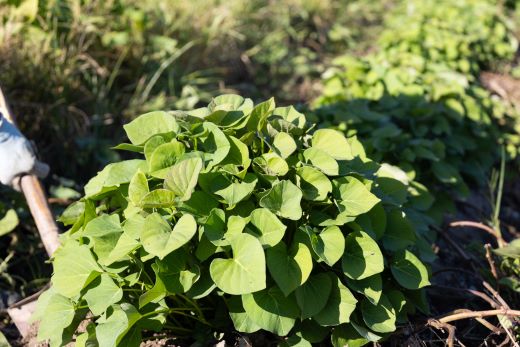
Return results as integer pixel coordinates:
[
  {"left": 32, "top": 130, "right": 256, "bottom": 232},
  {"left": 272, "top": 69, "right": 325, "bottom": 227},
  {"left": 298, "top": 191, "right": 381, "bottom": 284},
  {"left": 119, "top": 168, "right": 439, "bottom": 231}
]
[
  {"left": 390, "top": 250, "right": 430, "bottom": 289},
  {"left": 295, "top": 273, "right": 332, "bottom": 319},
  {"left": 296, "top": 166, "right": 332, "bottom": 201},
  {"left": 102, "top": 231, "right": 140, "bottom": 266},
  {"left": 144, "top": 136, "right": 166, "bottom": 162},
  {"left": 314, "top": 274, "right": 357, "bottom": 326},
  {"left": 255, "top": 153, "right": 289, "bottom": 176},
  {"left": 57, "top": 201, "right": 84, "bottom": 226},
  {"left": 303, "top": 147, "right": 339, "bottom": 176},
  {"left": 382, "top": 210, "right": 416, "bottom": 251},
  {"left": 361, "top": 294, "right": 396, "bottom": 333},
  {"left": 83, "top": 214, "right": 123, "bottom": 263},
  {"left": 124, "top": 111, "right": 179, "bottom": 145},
  {"left": 331, "top": 324, "right": 368, "bottom": 347},
  {"left": 83, "top": 274, "right": 123, "bottom": 316},
  {"left": 35, "top": 289, "right": 75, "bottom": 347},
  {"left": 333, "top": 177, "right": 380, "bottom": 217},
  {"left": 342, "top": 231, "right": 384, "bottom": 280},
  {"left": 202, "top": 123, "right": 231, "bottom": 167},
  {"left": 247, "top": 208, "right": 287, "bottom": 247},
  {"left": 247, "top": 97, "right": 275, "bottom": 132},
  {"left": 266, "top": 242, "right": 313, "bottom": 296},
  {"left": 210, "top": 233, "right": 266, "bottom": 295},
  {"left": 0, "top": 209, "right": 18, "bottom": 236},
  {"left": 128, "top": 171, "right": 149, "bottom": 206},
  {"left": 228, "top": 296, "right": 261, "bottom": 333},
  {"left": 96, "top": 303, "right": 142, "bottom": 347},
  {"left": 312, "top": 129, "right": 353, "bottom": 160},
  {"left": 242, "top": 286, "right": 300, "bottom": 336},
  {"left": 260, "top": 180, "right": 303, "bottom": 220},
  {"left": 493, "top": 239, "right": 520, "bottom": 259},
  {"left": 354, "top": 203, "right": 386, "bottom": 240},
  {"left": 164, "top": 157, "right": 203, "bottom": 201},
  {"left": 139, "top": 189, "right": 175, "bottom": 208},
  {"left": 84, "top": 160, "right": 147, "bottom": 198},
  {"left": 295, "top": 319, "right": 329, "bottom": 343},
  {"left": 345, "top": 275, "right": 382, "bottom": 306},
  {"left": 303, "top": 226, "right": 345, "bottom": 266},
  {"left": 215, "top": 173, "right": 257, "bottom": 206},
  {"left": 273, "top": 132, "right": 297, "bottom": 158},
  {"left": 52, "top": 242, "right": 101, "bottom": 298},
  {"left": 141, "top": 213, "right": 197, "bottom": 259},
  {"left": 149, "top": 141, "right": 185, "bottom": 175}
]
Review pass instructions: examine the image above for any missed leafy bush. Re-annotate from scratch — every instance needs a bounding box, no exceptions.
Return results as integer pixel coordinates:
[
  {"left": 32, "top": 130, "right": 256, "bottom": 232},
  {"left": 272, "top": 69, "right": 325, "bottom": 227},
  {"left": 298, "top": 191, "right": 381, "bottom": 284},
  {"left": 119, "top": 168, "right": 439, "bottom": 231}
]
[
  {"left": 34, "top": 95, "right": 430, "bottom": 346},
  {"left": 379, "top": 0, "right": 518, "bottom": 74},
  {"left": 314, "top": 0, "right": 520, "bottom": 200}
]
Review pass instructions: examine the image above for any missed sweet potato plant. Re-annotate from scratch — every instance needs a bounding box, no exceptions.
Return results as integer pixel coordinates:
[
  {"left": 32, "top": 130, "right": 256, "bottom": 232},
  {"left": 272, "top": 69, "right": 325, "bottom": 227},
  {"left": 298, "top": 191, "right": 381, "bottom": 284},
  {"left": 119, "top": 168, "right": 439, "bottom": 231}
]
[{"left": 34, "top": 95, "right": 430, "bottom": 346}]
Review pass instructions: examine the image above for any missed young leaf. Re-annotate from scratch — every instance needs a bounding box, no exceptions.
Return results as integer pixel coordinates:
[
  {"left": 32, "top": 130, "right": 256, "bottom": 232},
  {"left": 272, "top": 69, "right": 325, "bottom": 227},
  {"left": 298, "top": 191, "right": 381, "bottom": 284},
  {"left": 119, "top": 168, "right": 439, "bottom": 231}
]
[
  {"left": 303, "top": 147, "right": 339, "bottom": 176},
  {"left": 164, "top": 157, "right": 203, "bottom": 201},
  {"left": 129, "top": 171, "right": 149, "bottom": 206}
]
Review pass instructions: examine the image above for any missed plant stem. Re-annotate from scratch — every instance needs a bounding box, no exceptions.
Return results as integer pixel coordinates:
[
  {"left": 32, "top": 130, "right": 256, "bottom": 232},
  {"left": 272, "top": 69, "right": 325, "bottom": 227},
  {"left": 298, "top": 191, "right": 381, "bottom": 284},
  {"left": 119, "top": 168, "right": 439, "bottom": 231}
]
[{"left": 492, "top": 146, "right": 505, "bottom": 240}]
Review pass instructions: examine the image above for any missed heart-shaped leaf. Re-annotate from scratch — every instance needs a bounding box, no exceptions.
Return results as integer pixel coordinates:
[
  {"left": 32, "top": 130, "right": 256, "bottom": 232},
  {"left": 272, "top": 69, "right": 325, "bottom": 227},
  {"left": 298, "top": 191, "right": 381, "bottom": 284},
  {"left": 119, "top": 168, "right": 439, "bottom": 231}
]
[
  {"left": 390, "top": 250, "right": 430, "bottom": 289},
  {"left": 247, "top": 208, "right": 287, "bottom": 247},
  {"left": 266, "top": 242, "right": 313, "bottom": 296},
  {"left": 342, "top": 231, "right": 384, "bottom": 280},
  {"left": 360, "top": 294, "right": 396, "bottom": 333},
  {"left": 314, "top": 274, "right": 357, "bottom": 326},
  {"left": 210, "top": 233, "right": 266, "bottom": 295},
  {"left": 242, "top": 286, "right": 300, "bottom": 336},
  {"left": 141, "top": 213, "right": 197, "bottom": 259},
  {"left": 260, "top": 180, "right": 303, "bottom": 220},
  {"left": 164, "top": 157, "right": 203, "bottom": 201},
  {"left": 295, "top": 273, "right": 332, "bottom": 319}
]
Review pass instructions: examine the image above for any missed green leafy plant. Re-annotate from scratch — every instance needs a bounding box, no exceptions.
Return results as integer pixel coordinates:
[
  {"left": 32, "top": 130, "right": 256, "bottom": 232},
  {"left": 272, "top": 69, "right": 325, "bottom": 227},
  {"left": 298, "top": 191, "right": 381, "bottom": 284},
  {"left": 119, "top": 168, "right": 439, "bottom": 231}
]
[
  {"left": 379, "top": 0, "right": 518, "bottom": 74},
  {"left": 313, "top": 0, "right": 520, "bottom": 203},
  {"left": 34, "top": 95, "right": 430, "bottom": 346}
]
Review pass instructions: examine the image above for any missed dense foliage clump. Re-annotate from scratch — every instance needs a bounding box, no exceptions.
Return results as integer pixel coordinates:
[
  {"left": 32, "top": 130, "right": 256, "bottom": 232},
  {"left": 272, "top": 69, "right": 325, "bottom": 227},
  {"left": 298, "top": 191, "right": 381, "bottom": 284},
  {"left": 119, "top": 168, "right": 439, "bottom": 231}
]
[
  {"left": 379, "top": 0, "right": 518, "bottom": 73},
  {"left": 34, "top": 96, "right": 430, "bottom": 346},
  {"left": 314, "top": 0, "right": 520, "bottom": 201}
]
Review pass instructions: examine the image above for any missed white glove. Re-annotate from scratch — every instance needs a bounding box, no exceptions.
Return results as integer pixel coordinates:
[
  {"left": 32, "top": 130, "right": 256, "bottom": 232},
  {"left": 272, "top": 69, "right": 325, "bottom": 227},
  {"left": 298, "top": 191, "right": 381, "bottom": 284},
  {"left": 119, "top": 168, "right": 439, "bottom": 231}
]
[{"left": 0, "top": 112, "right": 47, "bottom": 188}]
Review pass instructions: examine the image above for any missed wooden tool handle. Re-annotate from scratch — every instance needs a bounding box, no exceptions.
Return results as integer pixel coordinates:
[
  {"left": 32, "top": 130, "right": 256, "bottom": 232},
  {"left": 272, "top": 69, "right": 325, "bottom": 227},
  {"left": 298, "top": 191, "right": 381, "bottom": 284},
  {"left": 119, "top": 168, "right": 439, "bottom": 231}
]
[{"left": 0, "top": 86, "right": 60, "bottom": 256}]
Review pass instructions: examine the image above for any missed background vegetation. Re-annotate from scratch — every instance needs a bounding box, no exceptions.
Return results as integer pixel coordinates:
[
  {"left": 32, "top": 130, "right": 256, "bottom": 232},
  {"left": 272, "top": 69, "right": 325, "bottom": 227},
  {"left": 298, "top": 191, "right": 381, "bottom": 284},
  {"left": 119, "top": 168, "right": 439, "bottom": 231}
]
[{"left": 0, "top": 0, "right": 519, "bottom": 346}]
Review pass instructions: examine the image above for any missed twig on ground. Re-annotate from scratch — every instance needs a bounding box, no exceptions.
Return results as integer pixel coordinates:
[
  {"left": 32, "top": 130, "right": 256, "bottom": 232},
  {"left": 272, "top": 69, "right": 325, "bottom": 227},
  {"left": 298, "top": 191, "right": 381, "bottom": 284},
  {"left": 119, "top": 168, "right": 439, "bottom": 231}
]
[
  {"left": 437, "top": 308, "right": 520, "bottom": 323},
  {"left": 428, "top": 319, "right": 455, "bottom": 347},
  {"left": 449, "top": 221, "right": 506, "bottom": 246},
  {"left": 483, "top": 281, "right": 511, "bottom": 310},
  {"left": 485, "top": 244, "right": 499, "bottom": 279}
]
